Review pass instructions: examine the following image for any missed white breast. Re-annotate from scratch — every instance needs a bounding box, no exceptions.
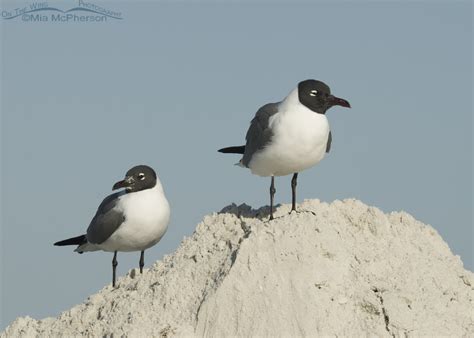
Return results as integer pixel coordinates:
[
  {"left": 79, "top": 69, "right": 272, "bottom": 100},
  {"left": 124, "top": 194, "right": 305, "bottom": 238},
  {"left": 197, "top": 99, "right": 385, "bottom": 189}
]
[
  {"left": 248, "top": 89, "right": 330, "bottom": 177},
  {"left": 99, "top": 183, "right": 170, "bottom": 252}
]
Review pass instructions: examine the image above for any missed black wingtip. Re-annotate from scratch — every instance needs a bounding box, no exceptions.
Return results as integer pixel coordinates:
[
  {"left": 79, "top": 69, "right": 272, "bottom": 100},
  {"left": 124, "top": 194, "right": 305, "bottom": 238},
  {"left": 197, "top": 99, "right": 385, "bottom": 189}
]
[
  {"left": 54, "top": 234, "right": 87, "bottom": 246},
  {"left": 218, "top": 146, "right": 245, "bottom": 154}
]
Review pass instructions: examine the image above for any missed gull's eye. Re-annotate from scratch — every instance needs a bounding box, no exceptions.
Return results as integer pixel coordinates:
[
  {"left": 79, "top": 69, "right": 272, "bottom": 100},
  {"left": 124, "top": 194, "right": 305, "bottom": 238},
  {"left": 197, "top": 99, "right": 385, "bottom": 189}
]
[
  {"left": 138, "top": 173, "right": 145, "bottom": 180},
  {"left": 309, "top": 90, "right": 318, "bottom": 97}
]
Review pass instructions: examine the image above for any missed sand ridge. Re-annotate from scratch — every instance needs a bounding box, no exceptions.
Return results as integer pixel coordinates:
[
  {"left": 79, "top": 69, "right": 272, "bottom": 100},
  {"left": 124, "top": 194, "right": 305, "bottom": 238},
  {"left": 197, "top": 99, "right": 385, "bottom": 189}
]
[{"left": 2, "top": 199, "right": 473, "bottom": 337}]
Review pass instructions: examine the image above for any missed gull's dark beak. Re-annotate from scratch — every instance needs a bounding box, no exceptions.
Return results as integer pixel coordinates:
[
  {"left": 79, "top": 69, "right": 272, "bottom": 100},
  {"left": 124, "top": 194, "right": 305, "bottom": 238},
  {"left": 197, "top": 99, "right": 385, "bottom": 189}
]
[
  {"left": 112, "top": 176, "right": 134, "bottom": 191},
  {"left": 329, "top": 95, "right": 351, "bottom": 108}
]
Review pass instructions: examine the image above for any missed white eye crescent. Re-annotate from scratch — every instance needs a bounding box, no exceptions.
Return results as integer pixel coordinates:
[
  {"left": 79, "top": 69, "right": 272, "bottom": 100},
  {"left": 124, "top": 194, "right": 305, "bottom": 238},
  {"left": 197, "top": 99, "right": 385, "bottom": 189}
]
[
  {"left": 138, "top": 173, "right": 145, "bottom": 180},
  {"left": 310, "top": 90, "right": 318, "bottom": 96}
]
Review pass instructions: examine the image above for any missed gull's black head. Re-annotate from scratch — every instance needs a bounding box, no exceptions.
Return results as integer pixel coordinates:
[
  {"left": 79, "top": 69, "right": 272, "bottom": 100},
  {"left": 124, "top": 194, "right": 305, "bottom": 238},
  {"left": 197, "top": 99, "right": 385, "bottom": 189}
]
[
  {"left": 112, "top": 165, "right": 157, "bottom": 192},
  {"left": 297, "top": 79, "right": 351, "bottom": 114}
]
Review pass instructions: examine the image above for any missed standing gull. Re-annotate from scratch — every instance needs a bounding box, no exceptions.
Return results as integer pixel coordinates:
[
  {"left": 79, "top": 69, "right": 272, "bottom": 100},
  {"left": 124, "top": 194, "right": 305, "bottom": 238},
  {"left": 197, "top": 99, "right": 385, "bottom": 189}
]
[
  {"left": 54, "top": 165, "right": 170, "bottom": 287},
  {"left": 219, "top": 79, "right": 351, "bottom": 220}
]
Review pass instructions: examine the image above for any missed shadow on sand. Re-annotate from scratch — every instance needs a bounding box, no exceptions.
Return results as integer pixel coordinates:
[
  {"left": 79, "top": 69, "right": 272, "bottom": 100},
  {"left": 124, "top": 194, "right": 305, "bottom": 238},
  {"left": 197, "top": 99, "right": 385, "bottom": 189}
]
[{"left": 218, "top": 203, "right": 282, "bottom": 220}]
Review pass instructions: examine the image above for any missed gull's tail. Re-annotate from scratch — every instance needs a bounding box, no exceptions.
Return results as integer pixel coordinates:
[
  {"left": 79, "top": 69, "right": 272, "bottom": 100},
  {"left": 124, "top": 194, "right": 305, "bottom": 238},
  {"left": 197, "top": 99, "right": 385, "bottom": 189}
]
[
  {"left": 54, "top": 234, "right": 87, "bottom": 247},
  {"left": 218, "top": 146, "right": 245, "bottom": 154}
]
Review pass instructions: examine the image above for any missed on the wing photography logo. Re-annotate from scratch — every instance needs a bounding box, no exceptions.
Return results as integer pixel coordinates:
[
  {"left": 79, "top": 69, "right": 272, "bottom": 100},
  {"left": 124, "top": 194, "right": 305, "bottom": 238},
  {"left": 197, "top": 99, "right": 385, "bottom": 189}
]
[{"left": 1, "top": 1, "right": 123, "bottom": 22}]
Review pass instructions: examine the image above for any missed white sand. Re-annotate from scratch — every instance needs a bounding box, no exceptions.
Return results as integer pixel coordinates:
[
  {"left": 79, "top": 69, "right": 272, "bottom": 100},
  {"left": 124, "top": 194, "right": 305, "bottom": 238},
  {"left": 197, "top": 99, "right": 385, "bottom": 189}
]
[{"left": 2, "top": 199, "right": 473, "bottom": 337}]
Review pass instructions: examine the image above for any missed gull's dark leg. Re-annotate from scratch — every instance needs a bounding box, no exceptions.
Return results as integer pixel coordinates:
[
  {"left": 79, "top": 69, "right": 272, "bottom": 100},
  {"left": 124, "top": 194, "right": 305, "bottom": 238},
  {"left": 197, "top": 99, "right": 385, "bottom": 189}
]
[
  {"left": 112, "top": 251, "right": 118, "bottom": 287},
  {"left": 139, "top": 250, "right": 145, "bottom": 273},
  {"left": 291, "top": 173, "right": 298, "bottom": 212},
  {"left": 270, "top": 176, "right": 276, "bottom": 220}
]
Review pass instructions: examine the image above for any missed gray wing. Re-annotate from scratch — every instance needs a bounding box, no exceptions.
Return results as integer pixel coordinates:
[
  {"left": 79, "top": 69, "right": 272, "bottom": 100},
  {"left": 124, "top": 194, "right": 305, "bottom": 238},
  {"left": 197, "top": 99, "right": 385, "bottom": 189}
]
[
  {"left": 326, "top": 131, "right": 332, "bottom": 153},
  {"left": 242, "top": 103, "right": 279, "bottom": 167},
  {"left": 86, "top": 191, "right": 126, "bottom": 245}
]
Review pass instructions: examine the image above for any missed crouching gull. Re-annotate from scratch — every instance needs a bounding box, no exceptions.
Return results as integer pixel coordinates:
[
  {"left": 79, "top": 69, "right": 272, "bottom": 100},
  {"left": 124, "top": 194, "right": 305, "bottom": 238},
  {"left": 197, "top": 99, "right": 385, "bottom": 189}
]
[
  {"left": 218, "top": 79, "right": 351, "bottom": 220},
  {"left": 54, "top": 165, "right": 170, "bottom": 287}
]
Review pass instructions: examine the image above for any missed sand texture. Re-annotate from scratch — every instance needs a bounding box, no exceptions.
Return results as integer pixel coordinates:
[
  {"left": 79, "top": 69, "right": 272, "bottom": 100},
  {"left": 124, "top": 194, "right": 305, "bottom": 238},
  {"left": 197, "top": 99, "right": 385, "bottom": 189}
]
[{"left": 2, "top": 199, "right": 473, "bottom": 337}]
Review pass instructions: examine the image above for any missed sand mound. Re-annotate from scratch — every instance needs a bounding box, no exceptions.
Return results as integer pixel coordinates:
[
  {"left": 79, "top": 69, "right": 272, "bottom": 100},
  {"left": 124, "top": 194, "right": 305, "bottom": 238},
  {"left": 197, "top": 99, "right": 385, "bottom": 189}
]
[{"left": 2, "top": 199, "right": 473, "bottom": 337}]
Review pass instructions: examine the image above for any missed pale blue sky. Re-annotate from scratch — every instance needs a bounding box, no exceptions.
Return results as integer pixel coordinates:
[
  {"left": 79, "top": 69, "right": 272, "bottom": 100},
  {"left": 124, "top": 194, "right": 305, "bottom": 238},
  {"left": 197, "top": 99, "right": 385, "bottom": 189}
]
[{"left": 1, "top": 0, "right": 472, "bottom": 330}]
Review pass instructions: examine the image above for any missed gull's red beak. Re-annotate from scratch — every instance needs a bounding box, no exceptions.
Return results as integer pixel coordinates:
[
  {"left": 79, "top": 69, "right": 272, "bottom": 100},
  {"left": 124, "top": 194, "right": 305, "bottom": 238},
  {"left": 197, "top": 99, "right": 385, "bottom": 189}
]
[{"left": 329, "top": 95, "right": 351, "bottom": 108}]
